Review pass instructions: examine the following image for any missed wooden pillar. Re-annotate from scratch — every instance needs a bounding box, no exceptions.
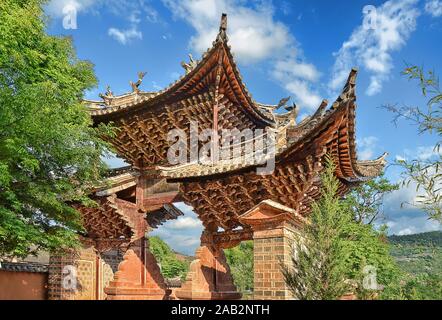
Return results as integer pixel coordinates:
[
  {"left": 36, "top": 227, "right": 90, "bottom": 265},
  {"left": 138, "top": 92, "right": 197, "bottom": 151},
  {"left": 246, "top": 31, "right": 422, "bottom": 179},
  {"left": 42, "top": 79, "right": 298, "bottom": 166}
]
[
  {"left": 174, "top": 232, "right": 241, "bottom": 300},
  {"left": 136, "top": 173, "right": 147, "bottom": 212},
  {"left": 239, "top": 200, "right": 304, "bottom": 300}
]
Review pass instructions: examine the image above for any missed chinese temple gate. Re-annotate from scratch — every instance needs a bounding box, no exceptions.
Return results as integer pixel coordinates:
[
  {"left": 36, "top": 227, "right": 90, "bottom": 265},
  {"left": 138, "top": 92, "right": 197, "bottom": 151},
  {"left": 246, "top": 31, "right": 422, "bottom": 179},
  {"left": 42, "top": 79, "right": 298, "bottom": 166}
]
[{"left": 48, "top": 14, "right": 386, "bottom": 300}]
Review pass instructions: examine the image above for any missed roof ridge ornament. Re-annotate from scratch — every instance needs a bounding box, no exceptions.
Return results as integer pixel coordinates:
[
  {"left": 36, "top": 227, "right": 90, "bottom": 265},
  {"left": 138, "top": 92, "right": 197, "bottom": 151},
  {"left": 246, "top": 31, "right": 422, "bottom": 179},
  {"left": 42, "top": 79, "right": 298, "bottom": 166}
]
[
  {"left": 312, "top": 99, "right": 328, "bottom": 118},
  {"left": 130, "top": 71, "right": 147, "bottom": 93},
  {"left": 332, "top": 68, "right": 358, "bottom": 109},
  {"left": 216, "top": 13, "right": 228, "bottom": 42},
  {"left": 99, "top": 85, "right": 114, "bottom": 106},
  {"left": 181, "top": 54, "right": 198, "bottom": 74},
  {"left": 277, "top": 96, "right": 291, "bottom": 110},
  {"left": 284, "top": 103, "right": 299, "bottom": 126}
]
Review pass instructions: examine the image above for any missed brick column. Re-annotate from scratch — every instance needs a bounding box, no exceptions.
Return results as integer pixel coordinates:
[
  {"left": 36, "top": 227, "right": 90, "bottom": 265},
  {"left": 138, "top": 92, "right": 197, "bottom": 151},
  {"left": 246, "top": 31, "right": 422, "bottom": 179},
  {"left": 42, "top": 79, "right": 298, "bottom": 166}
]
[
  {"left": 253, "top": 225, "right": 296, "bottom": 300},
  {"left": 48, "top": 243, "right": 124, "bottom": 300},
  {"left": 48, "top": 244, "right": 99, "bottom": 300},
  {"left": 239, "top": 200, "right": 305, "bottom": 300}
]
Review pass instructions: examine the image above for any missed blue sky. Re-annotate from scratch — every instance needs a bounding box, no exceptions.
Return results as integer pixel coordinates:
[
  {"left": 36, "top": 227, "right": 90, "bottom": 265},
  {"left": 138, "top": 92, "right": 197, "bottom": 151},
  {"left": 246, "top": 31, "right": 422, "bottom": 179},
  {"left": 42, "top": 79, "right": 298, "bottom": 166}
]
[{"left": 45, "top": 0, "right": 441, "bottom": 255}]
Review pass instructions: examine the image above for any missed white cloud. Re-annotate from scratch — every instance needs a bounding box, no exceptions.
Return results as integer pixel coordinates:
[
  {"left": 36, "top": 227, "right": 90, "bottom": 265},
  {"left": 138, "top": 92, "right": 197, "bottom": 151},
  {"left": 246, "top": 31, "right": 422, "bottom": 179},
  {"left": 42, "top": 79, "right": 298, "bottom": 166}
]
[
  {"left": 282, "top": 79, "right": 322, "bottom": 109},
  {"left": 45, "top": 0, "right": 99, "bottom": 18},
  {"left": 47, "top": 0, "right": 161, "bottom": 45},
  {"left": 381, "top": 180, "right": 441, "bottom": 236},
  {"left": 425, "top": 0, "right": 442, "bottom": 17},
  {"left": 395, "top": 145, "right": 441, "bottom": 162},
  {"left": 106, "top": 5, "right": 145, "bottom": 45},
  {"left": 167, "top": 216, "right": 203, "bottom": 230},
  {"left": 357, "top": 136, "right": 379, "bottom": 160},
  {"left": 145, "top": 6, "right": 160, "bottom": 23},
  {"left": 151, "top": 232, "right": 201, "bottom": 255},
  {"left": 150, "top": 203, "right": 203, "bottom": 255},
  {"left": 162, "top": 0, "right": 322, "bottom": 110},
  {"left": 384, "top": 183, "right": 420, "bottom": 212},
  {"left": 330, "top": 0, "right": 419, "bottom": 96},
  {"left": 108, "top": 26, "right": 142, "bottom": 45},
  {"left": 173, "top": 235, "right": 201, "bottom": 247},
  {"left": 385, "top": 215, "right": 441, "bottom": 235},
  {"left": 273, "top": 59, "right": 320, "bottom": 82},
  {"left": 384, "top": 145, "right": 441, "bottom": 223}
]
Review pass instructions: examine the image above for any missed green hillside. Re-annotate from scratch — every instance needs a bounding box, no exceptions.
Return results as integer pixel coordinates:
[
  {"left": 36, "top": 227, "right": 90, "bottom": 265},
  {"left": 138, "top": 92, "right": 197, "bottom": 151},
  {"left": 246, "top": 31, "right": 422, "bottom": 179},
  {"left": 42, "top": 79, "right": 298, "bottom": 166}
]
[
  {"left": 149, "top": 236, "right": 190, "bottom": 280},
  {"left": 389, "top": 231, "right": 442, "bottom": 247},
  {"left": 388, "top": 231, "right": 442, "bottom": 276},
  {"left": 387, "top": 231, "right": 442, "bottom": 299}
]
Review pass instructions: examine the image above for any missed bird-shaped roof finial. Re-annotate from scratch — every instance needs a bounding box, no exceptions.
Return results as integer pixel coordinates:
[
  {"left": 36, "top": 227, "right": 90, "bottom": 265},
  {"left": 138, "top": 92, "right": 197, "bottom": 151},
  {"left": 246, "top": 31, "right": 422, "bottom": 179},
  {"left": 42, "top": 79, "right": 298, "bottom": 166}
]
[{"left": 130, "top": 71, "right": 147, "bottom": 93}]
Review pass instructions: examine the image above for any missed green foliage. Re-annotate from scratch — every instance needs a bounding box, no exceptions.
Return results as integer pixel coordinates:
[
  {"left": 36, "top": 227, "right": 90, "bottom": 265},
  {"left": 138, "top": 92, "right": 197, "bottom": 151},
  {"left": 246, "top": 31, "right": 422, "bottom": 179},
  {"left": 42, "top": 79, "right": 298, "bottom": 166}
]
[
  {"left": 0, "top": 0, "right": 113, "bottom": 258},
  {"left": 225, "top": 241, "right": 254, "bottom": 293},
  {"left": 341, "top": 223, "right": 401, "bottom": 299},
  {"left": 384, "top": 65, "right": 441, "bottom": 222},
  {"left": 399, "top": 273, "right": 442, "bottom": 300},
  {"left": 344, "top": 173, "right": 399, "bottom": 224},
  {"left": 149, "top": 236, "right": 189, "bottom": 280},
  {"left": 391, "top": 244, "right": 442, "bottom": 276},
  {"left": 160, "top": 255, "right": 189, "bottom": 280},
  {"left": 282, "top": 156, "right": 352, "bottom": 300},
  {"left": 341, "top": 177, "right": 403, "bottom": 299},
  {"left": 149, "top": 235, "right": 175, "bottom": 258},
  {"left": 281, "top": 157, "right": 403, "bottom": 300},
  {"left": 385, "top": 231, "right": 442, "bottom": 300}
]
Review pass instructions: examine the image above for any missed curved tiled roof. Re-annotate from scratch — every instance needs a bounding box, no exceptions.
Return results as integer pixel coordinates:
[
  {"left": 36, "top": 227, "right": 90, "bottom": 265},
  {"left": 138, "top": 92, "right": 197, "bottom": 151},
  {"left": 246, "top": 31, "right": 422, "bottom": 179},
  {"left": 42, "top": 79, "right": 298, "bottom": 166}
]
[
  {"left": 75, "top": 13, "right": 388, "bottom": 238},
  {"left": 85, "top": 14, "right": 275, "bottom": 127},
  {"left": 159, "top": 69, "right": 386, "bottom": 181}
]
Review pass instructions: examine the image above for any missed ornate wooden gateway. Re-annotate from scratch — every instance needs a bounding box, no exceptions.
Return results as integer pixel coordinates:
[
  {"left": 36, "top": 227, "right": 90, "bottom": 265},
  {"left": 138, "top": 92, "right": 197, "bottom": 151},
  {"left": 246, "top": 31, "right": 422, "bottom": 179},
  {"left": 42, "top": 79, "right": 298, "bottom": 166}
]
[{"left": 48, "top": 14, "right": 386, "bottom": 300}]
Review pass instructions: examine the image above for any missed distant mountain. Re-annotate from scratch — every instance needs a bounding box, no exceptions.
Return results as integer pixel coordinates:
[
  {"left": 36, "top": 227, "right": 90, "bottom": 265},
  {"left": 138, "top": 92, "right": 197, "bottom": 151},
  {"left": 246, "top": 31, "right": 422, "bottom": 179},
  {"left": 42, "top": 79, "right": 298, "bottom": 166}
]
[
  {"left": 388, "top": 231, "right": 442, "bottom": 276},
  {"left": 388, "top": 231, "right": 442, "bottom": 247},
  {"left": 172, "top": 250, "right": 194, "bottom": 263}
]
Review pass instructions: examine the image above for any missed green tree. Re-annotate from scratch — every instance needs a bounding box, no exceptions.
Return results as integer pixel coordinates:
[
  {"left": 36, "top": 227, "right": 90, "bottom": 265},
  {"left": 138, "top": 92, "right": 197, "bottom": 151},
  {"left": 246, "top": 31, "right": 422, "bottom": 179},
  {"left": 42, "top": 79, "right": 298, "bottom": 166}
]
[
  {"left": 0, "top": 0, "right": 112, "bottom": 258},
  {"left": 225, "top": 241, "right": 254, "bottom": 294},
  {"left": 341, "top": 223, "right": 402, "bottom": 299},
  {"left": 384, "top": 66, "right": 441, "bottom": 222},
  {"left": 281, "top": 156, "right": 352, "bottom": 300},
  {"left": 149, "top": 236, "right": 189, "bottom": 280},
  {"left": 149, "top": 236, "right": 174, "bottom": 258},
  {"left": 341, "top": 176, "right": 403, "bottom": 299},
  {"left": 281, "top": 157, "right": 403, "bottom": 299},
  {"left": 344, "top": 173, "right": 399, "bottom": 224}
]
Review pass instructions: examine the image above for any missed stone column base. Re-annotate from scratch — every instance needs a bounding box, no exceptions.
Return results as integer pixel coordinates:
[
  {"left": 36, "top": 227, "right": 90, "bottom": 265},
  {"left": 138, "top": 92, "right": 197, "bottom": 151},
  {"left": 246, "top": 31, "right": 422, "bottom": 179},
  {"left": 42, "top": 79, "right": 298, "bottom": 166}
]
[
  {"left": 175, "top": 245, "right": 241, "bottom": 300},
  {"left": 105, "top": 239, "right": 170, "bottom": 300}
]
